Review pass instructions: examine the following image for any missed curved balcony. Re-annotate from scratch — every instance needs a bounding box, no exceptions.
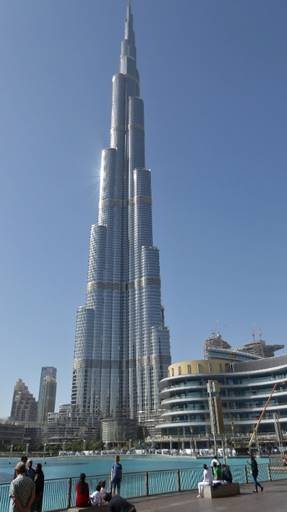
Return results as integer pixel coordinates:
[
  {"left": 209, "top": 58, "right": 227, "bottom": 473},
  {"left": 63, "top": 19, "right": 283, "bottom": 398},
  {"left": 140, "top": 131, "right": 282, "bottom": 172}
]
[{"left": 161, "top": 396, "right": 209, "bottom": 407}]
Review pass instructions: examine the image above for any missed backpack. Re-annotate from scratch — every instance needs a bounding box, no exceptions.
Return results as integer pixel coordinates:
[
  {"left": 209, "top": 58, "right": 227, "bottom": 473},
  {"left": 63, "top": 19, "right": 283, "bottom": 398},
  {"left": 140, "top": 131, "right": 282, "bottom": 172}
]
[{"left": 111, "top": 463, "right": 122, "bottom": 482}]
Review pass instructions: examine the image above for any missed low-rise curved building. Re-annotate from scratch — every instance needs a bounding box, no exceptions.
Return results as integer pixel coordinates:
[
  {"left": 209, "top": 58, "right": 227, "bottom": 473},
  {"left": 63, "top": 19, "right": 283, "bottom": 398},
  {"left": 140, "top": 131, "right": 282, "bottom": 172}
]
[{"left": 156, "top": 353, "right": 287, "bottom": 449}]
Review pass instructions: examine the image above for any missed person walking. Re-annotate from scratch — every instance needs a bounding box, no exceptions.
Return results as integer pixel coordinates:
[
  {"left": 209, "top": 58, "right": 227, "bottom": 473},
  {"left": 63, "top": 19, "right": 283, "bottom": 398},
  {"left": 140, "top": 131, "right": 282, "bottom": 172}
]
[
  {"left": 31, "top": 463, "right": 44, "bottom": 512},
  {"left": 250, "top": 454, "right": 263, "bottom": 493},
  {"left": 75, "top": 473, "right": 90, "bottom": 507},
  {"left": 111, "top": 455, "right": 123, "bottom": 496},
  {"left": 196, "top": 464, "right": 212, "bottom": 498},
  {"left": 10, "top": 462, "right": 35, "bottom": 512}
]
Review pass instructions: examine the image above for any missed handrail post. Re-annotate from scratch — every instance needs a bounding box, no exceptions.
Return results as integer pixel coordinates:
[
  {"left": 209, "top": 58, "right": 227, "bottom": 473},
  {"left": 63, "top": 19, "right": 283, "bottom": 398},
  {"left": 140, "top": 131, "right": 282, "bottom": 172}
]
[
  {"left": 244, "top": 465, "right": 249, "bottom": 483},
  {"left": 177, "top": 469, "right": 181, "bottom": 492},
  {"left": 67, "top": 477, "right": 72, "bottom": 508},
  {"left": 268, "top": 464, "right": 272, "bottom": 481},
  {"left": 145, "top": 471, "right": 149, "bottom": 496}
]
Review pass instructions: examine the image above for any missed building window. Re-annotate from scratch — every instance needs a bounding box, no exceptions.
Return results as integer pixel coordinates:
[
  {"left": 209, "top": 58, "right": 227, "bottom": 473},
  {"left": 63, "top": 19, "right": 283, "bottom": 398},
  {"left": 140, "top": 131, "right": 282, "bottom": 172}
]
[
  {"left": 187, "top": 364, "right": 191, "bottom": 374},
  {"left": 171, "top": 368, "right": 174, "bottom": 377},
  {"left": 178, "top": 366, "right": 182, "bottom": 376}
]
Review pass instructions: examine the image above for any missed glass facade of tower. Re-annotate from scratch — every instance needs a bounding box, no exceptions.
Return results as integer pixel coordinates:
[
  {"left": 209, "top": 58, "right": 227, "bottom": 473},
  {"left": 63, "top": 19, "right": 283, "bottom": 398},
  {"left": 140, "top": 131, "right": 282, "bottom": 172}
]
[
  {"left": 71, "top": 3, "right": 171, "bottom": 437},
  {"left": 38, "top": 367, "right": 57, "bottom": 424}
]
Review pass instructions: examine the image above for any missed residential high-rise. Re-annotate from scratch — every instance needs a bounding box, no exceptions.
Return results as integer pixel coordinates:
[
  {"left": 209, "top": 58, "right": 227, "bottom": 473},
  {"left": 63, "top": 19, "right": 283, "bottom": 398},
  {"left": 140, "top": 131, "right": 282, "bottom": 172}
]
[
  {"left": 71, "top": 2, "right": 171, "bottom": 439},
  {"left": 37, "top": 367, "right": 57, "bottom": 424},
  {"left": 10, "top": 379, "right": 37, "bottom": 425}
]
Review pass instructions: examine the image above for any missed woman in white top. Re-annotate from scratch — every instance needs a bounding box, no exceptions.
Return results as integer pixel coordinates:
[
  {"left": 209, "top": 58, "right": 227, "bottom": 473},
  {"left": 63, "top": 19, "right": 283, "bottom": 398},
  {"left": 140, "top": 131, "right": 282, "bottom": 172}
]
[{"left": 197, "top": 464, "right": 212, "bottom": 498}]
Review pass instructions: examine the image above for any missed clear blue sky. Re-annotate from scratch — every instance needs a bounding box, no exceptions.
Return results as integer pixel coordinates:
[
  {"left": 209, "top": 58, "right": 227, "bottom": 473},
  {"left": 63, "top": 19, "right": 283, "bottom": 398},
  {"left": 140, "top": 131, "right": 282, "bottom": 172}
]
[{"left": 1, "top": 0, "right": 287, "bottom": 418}]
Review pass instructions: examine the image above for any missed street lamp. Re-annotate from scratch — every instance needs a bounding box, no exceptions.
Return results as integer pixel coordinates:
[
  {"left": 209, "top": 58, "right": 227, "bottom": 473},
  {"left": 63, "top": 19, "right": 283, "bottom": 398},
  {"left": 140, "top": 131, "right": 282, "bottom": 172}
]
[{"left": 43, "top": 443, "right": 47, "bottom": 461}]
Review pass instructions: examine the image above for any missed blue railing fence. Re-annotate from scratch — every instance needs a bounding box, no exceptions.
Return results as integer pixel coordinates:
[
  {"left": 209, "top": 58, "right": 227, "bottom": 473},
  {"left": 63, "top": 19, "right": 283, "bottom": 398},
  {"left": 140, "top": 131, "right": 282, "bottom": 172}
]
[{"left": 1, "top": 463, "right": 287, "bottom": 512}]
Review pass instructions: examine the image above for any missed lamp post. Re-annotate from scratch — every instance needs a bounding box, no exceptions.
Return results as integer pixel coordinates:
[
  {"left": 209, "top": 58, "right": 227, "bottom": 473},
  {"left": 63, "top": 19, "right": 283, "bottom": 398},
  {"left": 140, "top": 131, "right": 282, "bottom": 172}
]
[
  {"left": 43, "top": 442, "right": 47, "bottom": 461},
  {"left": 138, "top": 411, "right": 145, "bottom": 450},
  {"left": 189, "top": 427, "right": 193, "bottom": 453},
  {"left": 231, "top": 421, "right": 235, "bottom": 454}
]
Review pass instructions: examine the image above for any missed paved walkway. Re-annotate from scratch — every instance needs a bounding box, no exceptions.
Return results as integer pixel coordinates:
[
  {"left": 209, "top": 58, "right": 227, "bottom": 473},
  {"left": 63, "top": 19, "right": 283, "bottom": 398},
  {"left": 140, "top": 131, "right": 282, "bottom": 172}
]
[{"left": 131, "top": 481, "right": 287, "bottom": 512}]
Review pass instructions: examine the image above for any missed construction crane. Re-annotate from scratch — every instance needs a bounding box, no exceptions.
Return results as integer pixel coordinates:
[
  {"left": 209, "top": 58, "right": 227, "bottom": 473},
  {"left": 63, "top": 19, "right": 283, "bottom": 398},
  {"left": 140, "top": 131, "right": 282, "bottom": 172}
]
[{"left": 248, "top": 380, "right": 286, "bottom": 448}]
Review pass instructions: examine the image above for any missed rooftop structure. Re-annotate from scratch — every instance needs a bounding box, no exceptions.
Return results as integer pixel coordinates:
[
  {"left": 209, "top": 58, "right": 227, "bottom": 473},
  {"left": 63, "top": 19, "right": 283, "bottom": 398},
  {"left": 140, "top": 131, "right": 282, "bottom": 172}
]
[
  {"left": 240, "top": 339, "right": 284, "bottom": 358},
  {"left": 205, "top": 332, "right": 283, "bottom": 362}
]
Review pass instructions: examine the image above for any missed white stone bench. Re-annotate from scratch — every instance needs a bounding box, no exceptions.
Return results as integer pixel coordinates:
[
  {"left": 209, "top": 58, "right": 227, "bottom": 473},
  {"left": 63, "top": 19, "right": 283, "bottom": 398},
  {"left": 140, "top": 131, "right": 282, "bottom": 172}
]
[{"left": 204, "top": 482, "right": 240, "bottom": 498}]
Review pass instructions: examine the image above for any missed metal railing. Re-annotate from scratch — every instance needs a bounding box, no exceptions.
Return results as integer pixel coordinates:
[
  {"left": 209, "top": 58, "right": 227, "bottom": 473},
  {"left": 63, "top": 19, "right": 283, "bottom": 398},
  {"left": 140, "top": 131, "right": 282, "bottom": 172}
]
[{"left": 1, "top": 463, "right": 287, "bottom": 512}]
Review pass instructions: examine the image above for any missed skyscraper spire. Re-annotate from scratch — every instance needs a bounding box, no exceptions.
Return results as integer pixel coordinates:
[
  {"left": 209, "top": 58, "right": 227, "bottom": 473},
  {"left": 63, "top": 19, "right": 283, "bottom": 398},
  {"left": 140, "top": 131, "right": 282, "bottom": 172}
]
[
  {"left": 121, "top": 0, "right": 137, "bottom": 76},
  {"left": 125, "top": 0, "right": 133, "bottom": 39},
  {"left": 127, "top": 0, "right": 132, "bottom": 21},
  {"left": 71, "top": 3, "right": 171, "bottom": 442}
]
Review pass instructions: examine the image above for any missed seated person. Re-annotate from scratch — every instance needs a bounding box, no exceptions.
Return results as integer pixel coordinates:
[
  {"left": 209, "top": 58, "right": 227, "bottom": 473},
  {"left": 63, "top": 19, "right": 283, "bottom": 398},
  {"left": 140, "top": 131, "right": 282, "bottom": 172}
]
[
  {"left": 212, "top": 461, "right": 223, "bottom": 481},
  {"left": 221, "top": 464, "right": 233, "bottom": 483},
  {"left": 90, "top": 482, "right": 103, "bottom": 506},
  {"left": 211, "top": 456, "right": 220, "bottom": 468},
  {"left": 104, "top": 493, "right": 136, "bottom": 512},
  {"left": 197, "top": 464, "right": 212, "bottom": 498},
  {"left": 99, "top": 480, "right": 111, "bottom": 501},
  {"left": 76, "top": 473, "right": 90, "bottom": 508}
]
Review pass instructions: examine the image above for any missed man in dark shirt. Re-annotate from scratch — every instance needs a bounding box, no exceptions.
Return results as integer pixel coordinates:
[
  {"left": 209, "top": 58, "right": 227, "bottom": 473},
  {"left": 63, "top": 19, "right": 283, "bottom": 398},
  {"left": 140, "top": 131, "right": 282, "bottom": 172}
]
[
  {"left": 107, "top": 494, "right": 136, "bottom": 512},
  {"left": 250, "top": 454, "right": 263, "bottom": 493},
  {"left": 26, "top": 460, "right": 36, "bottom": 480},
  {"left": 221, "top": 464, "right": 233, "bottom": 483}
]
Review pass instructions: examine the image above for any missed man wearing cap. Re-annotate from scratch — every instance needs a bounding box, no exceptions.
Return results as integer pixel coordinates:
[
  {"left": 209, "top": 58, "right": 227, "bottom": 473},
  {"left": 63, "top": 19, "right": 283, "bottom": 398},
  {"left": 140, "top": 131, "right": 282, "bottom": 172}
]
[{"left": 10, "top": 462, "right": 35, "bottom": 512}]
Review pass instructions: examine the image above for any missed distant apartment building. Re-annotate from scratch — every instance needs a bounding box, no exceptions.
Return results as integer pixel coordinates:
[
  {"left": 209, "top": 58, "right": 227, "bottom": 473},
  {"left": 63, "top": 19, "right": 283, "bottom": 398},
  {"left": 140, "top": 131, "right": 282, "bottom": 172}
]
[
  {"left": 0, "top": 422, "right": 25, "bottom": 449},
  {"left": 37, "top": 367, "right": 57, "bottom": 424},
  {"left": 44, "top": 404, "right": 99, "bottom": 444},
  {"left": 156, "top": 336, "right": 287, "bottom": 449},
  {"left": 10, "top": 379, "right": 37, "bottom": 424}
]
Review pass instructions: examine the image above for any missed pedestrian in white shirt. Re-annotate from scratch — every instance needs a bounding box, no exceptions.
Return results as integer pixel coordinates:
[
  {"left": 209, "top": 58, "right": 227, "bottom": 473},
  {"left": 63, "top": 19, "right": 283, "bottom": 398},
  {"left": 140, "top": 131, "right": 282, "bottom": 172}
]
[{"left": 197, "top": 464, "right": 212, "bottom": 498}]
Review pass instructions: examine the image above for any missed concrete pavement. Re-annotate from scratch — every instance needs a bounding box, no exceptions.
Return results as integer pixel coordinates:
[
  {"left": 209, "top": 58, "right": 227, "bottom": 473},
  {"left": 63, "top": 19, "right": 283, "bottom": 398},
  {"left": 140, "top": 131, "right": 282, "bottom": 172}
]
[{"left": 131, "top": 481, "right": 287, "bottom": 512}]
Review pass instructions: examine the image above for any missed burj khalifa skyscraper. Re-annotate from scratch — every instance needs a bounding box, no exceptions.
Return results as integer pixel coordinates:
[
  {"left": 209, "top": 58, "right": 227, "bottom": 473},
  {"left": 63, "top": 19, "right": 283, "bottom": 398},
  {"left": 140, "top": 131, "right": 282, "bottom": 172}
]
[{"left": 71, "top": 2, "right": 171, "bottom": 441}]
